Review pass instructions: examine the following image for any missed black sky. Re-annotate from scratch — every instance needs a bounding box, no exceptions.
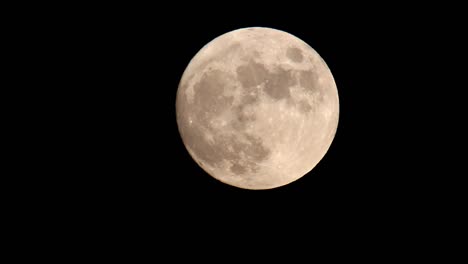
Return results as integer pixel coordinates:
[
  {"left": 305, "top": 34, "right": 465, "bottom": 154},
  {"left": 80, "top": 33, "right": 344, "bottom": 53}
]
[{"left": 44, "top": 4, "right": 459, "bottom": 242}]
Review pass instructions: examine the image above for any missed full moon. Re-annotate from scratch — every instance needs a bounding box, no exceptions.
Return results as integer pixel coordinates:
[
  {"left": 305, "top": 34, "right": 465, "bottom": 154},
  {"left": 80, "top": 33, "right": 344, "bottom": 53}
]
[{"left": 176, "top": 27, "right": 339, "bottom": 190}]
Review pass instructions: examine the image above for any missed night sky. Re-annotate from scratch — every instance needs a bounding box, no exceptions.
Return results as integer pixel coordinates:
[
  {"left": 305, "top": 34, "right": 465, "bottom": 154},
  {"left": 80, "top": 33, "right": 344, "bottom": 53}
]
[{"left": 43, "top": 4, "right": 456, "bottom": 244}]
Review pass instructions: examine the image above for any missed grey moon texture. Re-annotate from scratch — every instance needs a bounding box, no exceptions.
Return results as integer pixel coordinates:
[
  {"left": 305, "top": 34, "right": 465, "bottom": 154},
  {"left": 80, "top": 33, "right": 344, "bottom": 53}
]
[{"left": 176, "top": 27, "right": 339, "bottom": 190}]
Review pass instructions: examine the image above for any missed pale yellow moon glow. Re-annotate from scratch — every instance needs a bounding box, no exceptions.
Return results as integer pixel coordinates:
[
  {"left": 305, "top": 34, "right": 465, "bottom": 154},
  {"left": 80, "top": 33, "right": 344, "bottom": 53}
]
[{"left": 176, "top": 27, "right": 339, "bottom": 190}]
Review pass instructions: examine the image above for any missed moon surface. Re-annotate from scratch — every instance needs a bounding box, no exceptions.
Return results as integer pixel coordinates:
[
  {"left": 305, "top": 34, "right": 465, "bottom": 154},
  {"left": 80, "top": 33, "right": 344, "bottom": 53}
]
[{"left": 176, "top": 27, "right": 339, "bottom": 190}]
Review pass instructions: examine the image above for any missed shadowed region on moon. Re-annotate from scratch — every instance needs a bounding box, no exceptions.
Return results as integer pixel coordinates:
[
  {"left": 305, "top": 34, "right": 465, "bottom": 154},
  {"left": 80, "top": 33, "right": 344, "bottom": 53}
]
[{"left": 176, "top": 27, "right": 339, "bottom": 190}]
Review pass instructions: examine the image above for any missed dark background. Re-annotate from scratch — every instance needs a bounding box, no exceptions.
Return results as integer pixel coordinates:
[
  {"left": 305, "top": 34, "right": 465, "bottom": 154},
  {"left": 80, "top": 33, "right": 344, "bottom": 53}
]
[
  {"left": 71, "top": 8, "right": 428, "bottom": 212},
  {"left": 25, "top": 3, "right": 461, "bottom": 245}
]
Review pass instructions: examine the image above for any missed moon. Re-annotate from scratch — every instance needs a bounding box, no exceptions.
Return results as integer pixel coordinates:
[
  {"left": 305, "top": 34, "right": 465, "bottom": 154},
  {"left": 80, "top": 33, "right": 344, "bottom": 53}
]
[{"left": 176, "top": 27, "right": 339, "bottom": 190}]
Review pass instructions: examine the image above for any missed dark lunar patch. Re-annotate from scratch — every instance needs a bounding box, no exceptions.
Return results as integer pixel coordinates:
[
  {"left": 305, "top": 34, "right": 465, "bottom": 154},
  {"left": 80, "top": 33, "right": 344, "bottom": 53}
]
[
  {"left": 241, "top": 90, "right": 259, "bottom": 105},
  {"left": 263, "top": 67, "right": 295, "bottom": 100},
  {"left": 180, "top": 119, "right": 271, "bottom": 174},
  {"left": 231, "top": 103, "right": 257, "bottom": 131},
  {"left": 236, "top": 109, "right": 256, "bottom": 124},
  {"left": 231, "top": 119, "right": 247, "bottom": 131},
  {"left": 236, "top": 61, "right": 269, "bottom": 89},
  {"left": 286, "top": 47, "right": 303, "bottom": 62},
  {"left": 244, "top": 134, "right": 271, "bottom": 161},
  {"left": 251, "top": 50, "right": 261, "bottom": 59},
  {"left": 299, "top": 70, "right": 319, "bottom": 92},
  {"left": 180, "top": 60, "right": 272, "bottom": 174},
  {"left": 230, "top": 163, "right": 247, "bottom": 175},
  {"left": 298, "top": 99, "right": 313, "bottom": 113},
  {"left": 245, "top": 161, "right": 261, "bottom": 173},
  {"left": 179, "top": 124, "right": 224, "bottom": 166},
  {"left": 193, "top": 70, "right": 234, "bottom": 116},
  {"left": 299, "top": 70, "right": 326, "bottom": 106},
  {"left": 232, "top": 81, "right": 261, "bottom": 132}
]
